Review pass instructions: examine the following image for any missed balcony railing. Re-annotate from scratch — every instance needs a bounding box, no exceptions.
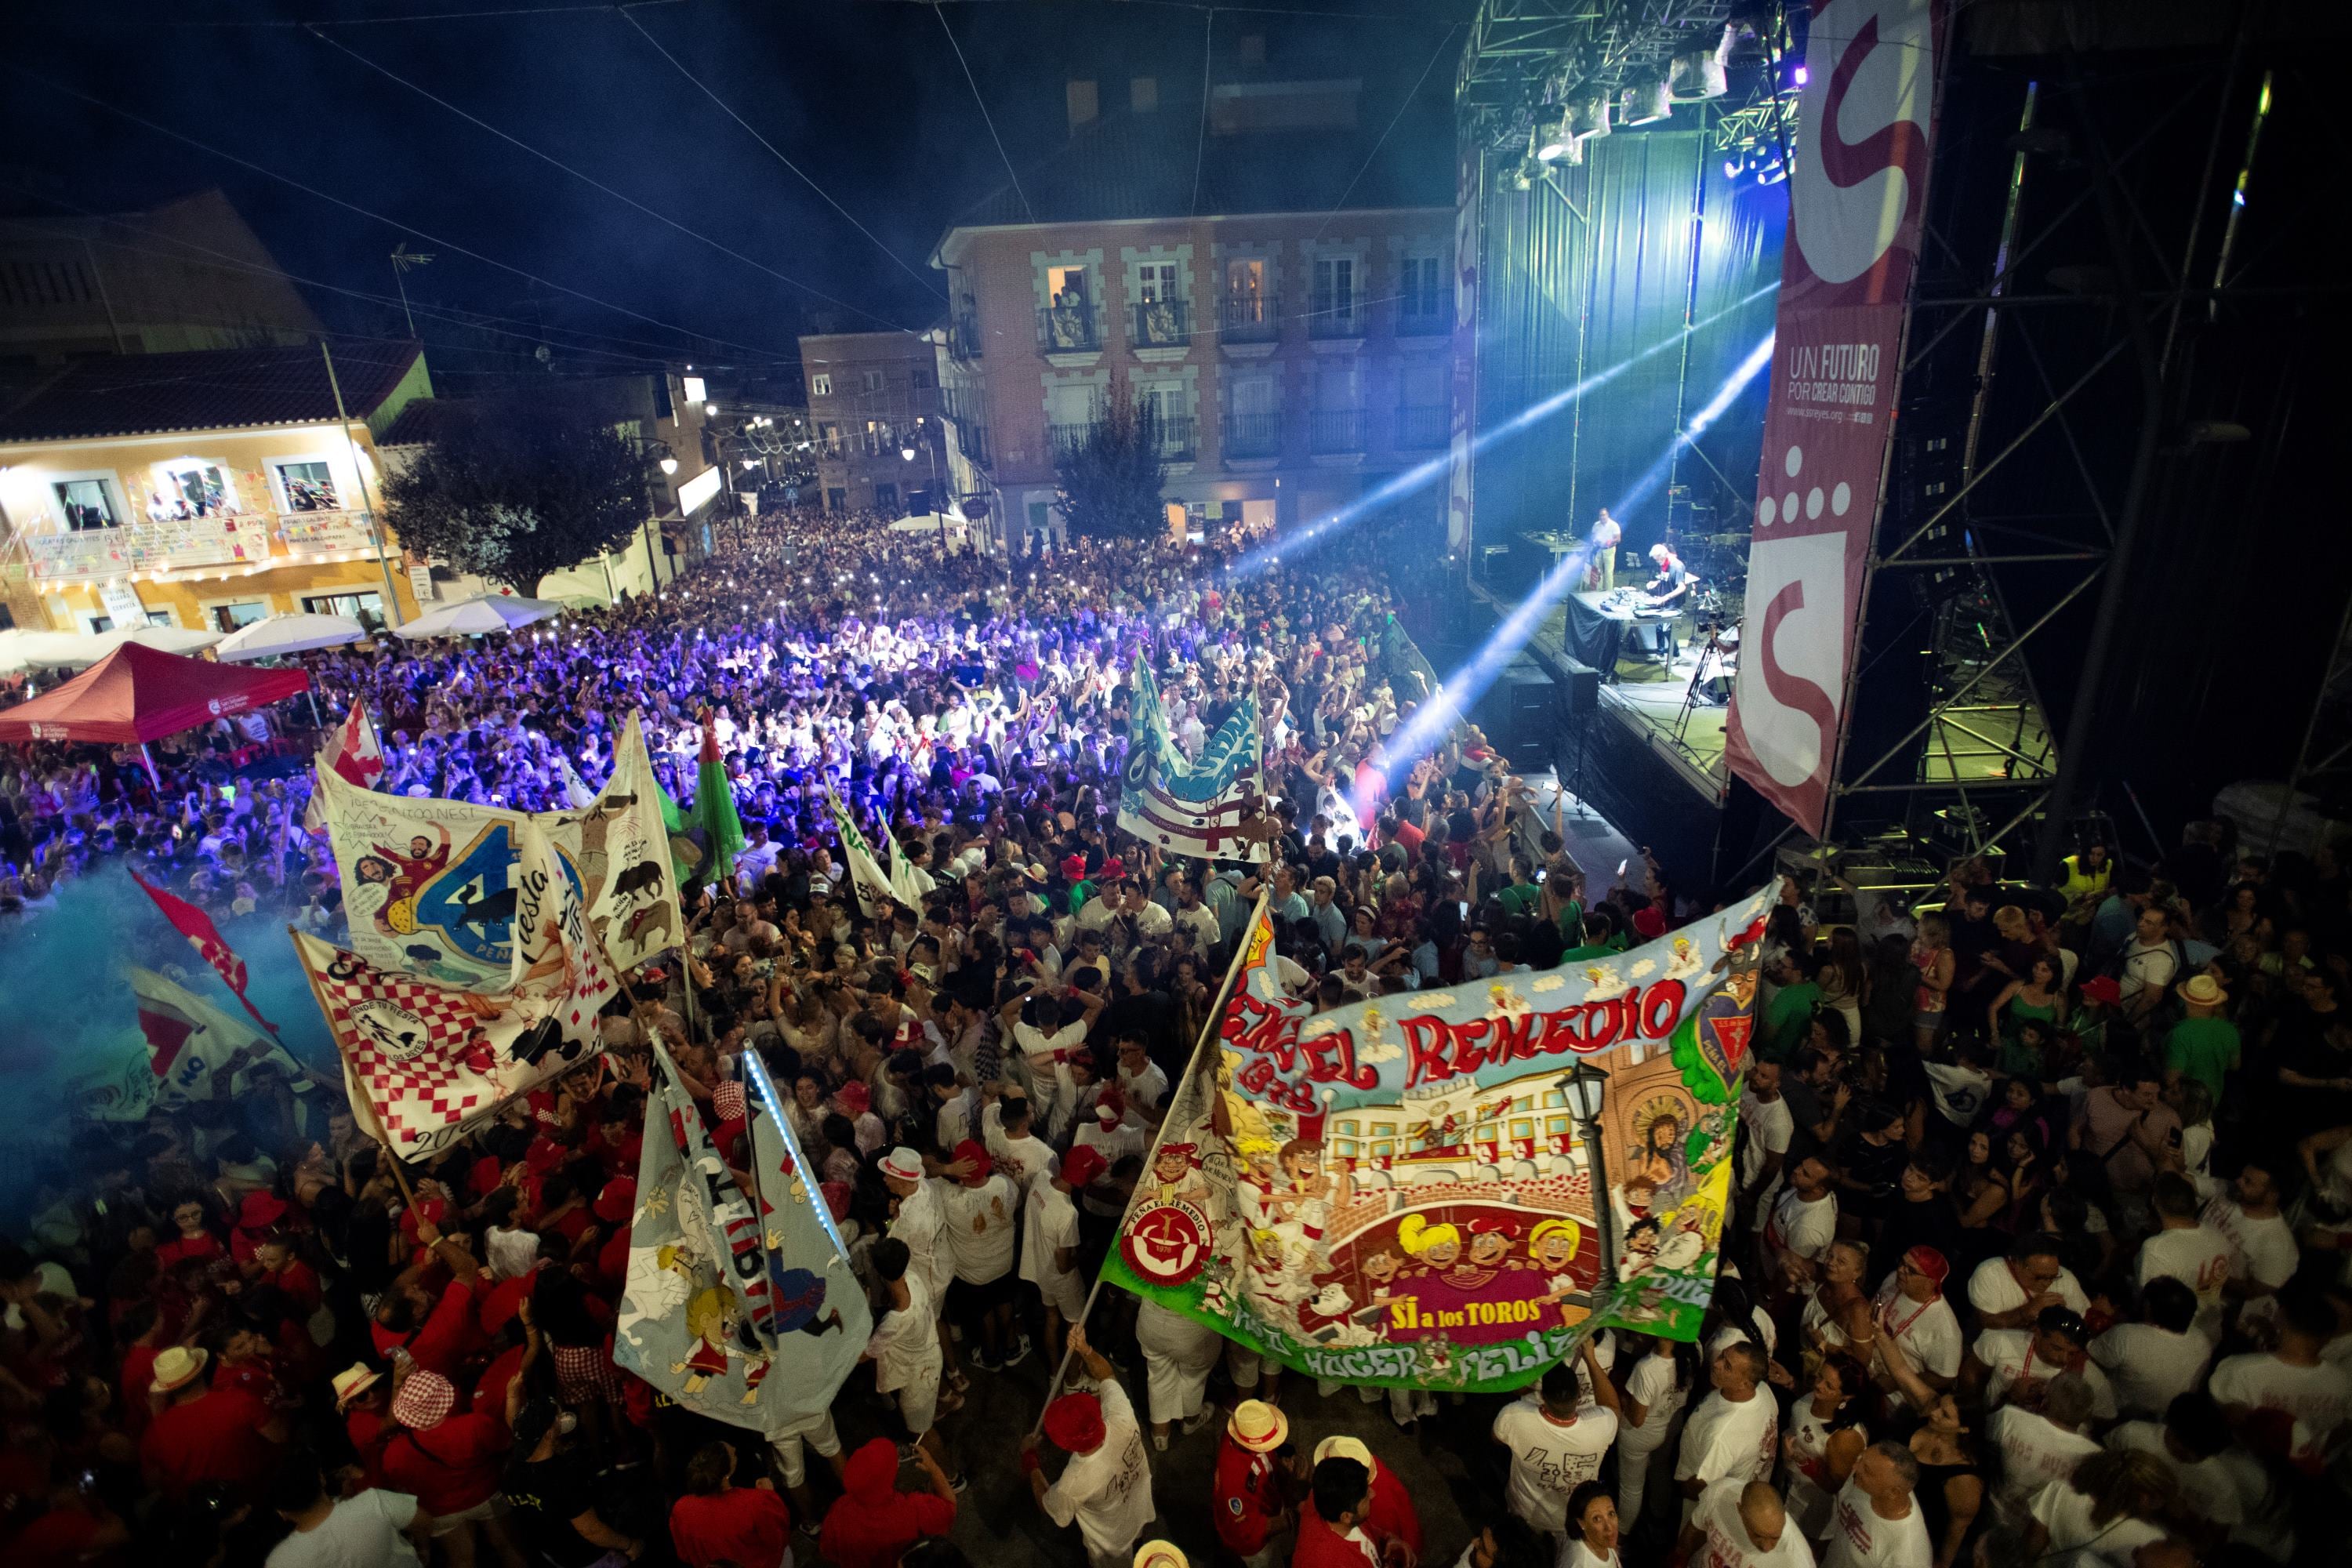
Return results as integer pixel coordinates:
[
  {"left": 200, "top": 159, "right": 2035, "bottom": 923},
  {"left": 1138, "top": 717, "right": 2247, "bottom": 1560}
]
[
  {"left": 948, "top": 303, "right": 982, "bottom": 361},
  {"left": 1307, "top": 298, "right": 1364, "bottom": 339},
  {"left": 1396, "top": 299, "right": 1453, "bottom": 336},
  {"left": 1218, "top": 293, "right": 1280, "bottom": 344},
  {"left": 1036, "top": 302, "right": 1103, "bottom": 354},
  {"left": 1151, "top": 415, "right": 1198, "bottom": 462},
  {"left": 1130, "top": 298, "right": 1192, "bottom": 350},
  {"left": 18, "top": 510, "right": 380, "bottom": 586},
  {"left": 1396, "top": 404, "right": 1450, "bottom": 449},
  {"left": 1048, "top": 420, "right": 1100, "bottom": 455},
  {"left": 1309, "top": 408, "right": 1367, "bottom": 453},
  {"left": 956, "top": 422, "right": 993, "bottom": 468},
  {"left": 1221, "top": 411, "right": 1283, "bottom": 458}
]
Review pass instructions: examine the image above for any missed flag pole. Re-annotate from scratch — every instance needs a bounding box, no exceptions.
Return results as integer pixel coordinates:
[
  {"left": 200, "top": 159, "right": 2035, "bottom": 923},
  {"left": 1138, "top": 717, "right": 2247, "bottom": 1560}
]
[{"left": 1026, "top": 888, "right": 1272, "bottom": 1436}]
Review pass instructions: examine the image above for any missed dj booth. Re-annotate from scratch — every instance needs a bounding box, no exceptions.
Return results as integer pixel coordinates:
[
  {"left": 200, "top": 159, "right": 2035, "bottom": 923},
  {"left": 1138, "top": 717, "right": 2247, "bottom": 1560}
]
[{"left": 1564, "top": 589, "right": 1674, "bottom": 674}]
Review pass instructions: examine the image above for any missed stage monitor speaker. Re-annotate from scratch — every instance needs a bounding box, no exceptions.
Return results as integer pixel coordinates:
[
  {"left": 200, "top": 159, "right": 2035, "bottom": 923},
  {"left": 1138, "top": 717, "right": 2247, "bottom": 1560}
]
[
  {"left": 1562, "top": 661, "right": 1600, "bottom": 717},
  {"left": 1479, "top": 658, "right": 1557, "bottom": 767}
]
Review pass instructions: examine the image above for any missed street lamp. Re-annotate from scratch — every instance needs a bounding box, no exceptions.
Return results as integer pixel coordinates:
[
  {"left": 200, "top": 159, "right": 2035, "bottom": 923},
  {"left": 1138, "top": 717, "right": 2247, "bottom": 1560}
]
[
  {"left": 1556, "top": 1060, "right": 1617, "bottom": 1295},
  {"left": 902, "top": 424, "right": 946, "bottom": 549}
]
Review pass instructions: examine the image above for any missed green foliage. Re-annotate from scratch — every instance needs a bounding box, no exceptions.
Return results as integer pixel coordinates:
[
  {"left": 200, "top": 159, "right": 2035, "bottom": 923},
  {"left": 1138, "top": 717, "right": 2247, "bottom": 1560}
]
[
  {"left": 1051, "top": 387, "right": 1169, "bottom": 541},
  {"left": 381, "top": 395, "right": 654, "bottom": 590},
  {"left": 1668, "top": 1013, "right": 1736, "bottom": 1105}
]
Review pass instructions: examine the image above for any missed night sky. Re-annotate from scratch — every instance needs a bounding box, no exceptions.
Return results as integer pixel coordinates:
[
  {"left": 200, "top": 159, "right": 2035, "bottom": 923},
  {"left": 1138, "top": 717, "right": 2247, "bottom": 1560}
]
[{"left": 2, "top": 0, "right": 1463, "bottom": 378}]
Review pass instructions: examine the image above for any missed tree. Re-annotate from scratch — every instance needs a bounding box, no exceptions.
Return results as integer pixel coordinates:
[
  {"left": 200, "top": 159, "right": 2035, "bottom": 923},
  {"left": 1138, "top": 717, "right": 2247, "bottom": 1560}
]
[
  {"left": 1052, "top": 387, "right": 1169, "bottom": 541},
  {"left": 382, "top": 394, "right": 655, "bottom": 591}
]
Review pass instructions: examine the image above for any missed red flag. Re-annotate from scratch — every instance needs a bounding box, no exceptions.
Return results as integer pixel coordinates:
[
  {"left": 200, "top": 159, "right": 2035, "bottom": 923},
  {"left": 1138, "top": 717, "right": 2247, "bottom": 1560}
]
[
  {"left": 306, "top": 700, "right": 384, "bottom": 832},
  {"left": 129, "top": 871, "right": 278, "bottom": 1033}
]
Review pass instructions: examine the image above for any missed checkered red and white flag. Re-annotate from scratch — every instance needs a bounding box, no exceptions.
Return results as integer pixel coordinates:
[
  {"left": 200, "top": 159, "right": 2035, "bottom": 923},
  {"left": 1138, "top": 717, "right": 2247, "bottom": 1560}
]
[{"left": 304, "top": 700, "right": 384, "bottom": 833}]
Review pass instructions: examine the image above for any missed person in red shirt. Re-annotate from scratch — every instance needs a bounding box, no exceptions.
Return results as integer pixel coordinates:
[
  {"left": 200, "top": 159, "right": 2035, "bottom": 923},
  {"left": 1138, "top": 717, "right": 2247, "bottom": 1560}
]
[
  {"left": 590, "top": 1177, "right": 635, "bottom": 1294},
  {"left": 114, "top": 1301, "right": 169, "bottom": 1441},
  {"left": 229, "top": 1192, "right": 292, "bottom": 1268},
  {"left": 819, "top": 1436, "right": 959, "bottom": 1568},
  {"left": 333, "top": 1363, "right": 394, "bottom": 1486},
  {"left": 1293, "top": 1457, "right": 1383, "bottom": 1568},
  {"left": 138, "top": 1346, "right": 282, "bottom": 1501},
  {"left": 155, "top": 1198, "right": 225, "bottom": 1274},
  {"left": 250, "top": 1233, "right": 322, "bottom": 1318},
  {"left": 379, "top": 1370, "right": 514, "bottom": 1566},
  {"left": 1214, "top": 1399, "right": 1298, "bottom": 1566},
  {"left": 670, "top": 1440, "right": 793, "bottom": 1567},
  {"left": 1312, "top": 1436, "right": 1421, "bottom": 1563},
  {"left": 372, "top": 1211, "right": 484, "bottom": 1377}
]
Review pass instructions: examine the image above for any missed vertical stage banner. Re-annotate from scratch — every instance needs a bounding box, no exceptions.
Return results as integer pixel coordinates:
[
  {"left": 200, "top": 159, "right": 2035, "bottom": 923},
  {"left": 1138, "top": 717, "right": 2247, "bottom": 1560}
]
[
  {"left": 1725, "top": 0, "right": 1951, "bottom": 835},
  {"left": 1105, "top": 886, "right": 1773, "bottom": 1392}
]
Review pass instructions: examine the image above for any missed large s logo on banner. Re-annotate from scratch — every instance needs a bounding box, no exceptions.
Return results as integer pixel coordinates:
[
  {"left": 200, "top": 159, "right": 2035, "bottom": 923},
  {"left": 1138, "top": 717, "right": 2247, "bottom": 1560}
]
[{"left": 1789, "top": 0, "right": 1940, "bottom": 292}]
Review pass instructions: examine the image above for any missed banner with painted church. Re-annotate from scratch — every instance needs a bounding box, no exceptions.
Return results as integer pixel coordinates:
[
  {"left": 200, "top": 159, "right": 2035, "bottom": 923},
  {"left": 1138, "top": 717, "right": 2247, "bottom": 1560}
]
[
  {"left": 1102, "top": 884, "right": 1773, "bottom": 1392},
  {"left": 316, "top": 711, "right": 686, "bottom": 984}
]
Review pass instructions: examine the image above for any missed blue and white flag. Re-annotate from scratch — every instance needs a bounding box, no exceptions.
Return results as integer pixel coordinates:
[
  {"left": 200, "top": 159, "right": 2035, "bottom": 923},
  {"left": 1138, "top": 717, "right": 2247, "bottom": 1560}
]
[
  {"left": 615, "top": 1041, "right": 865, "bottom": 1430},
  {"left": 1118, "top": 667, "right": 1273, "bottom": 862}
]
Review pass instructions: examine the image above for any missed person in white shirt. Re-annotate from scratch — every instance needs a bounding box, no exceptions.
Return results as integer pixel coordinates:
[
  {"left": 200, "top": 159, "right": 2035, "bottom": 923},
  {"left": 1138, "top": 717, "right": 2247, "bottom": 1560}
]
[
  {"left": 983, "top": 1089, "right": 1060, "bottom": 1188},
  {"left": 2135, "top": 1173, "right": 2238, "bottom": 1333},
  {"left": 2208, "top": 1284, "right": 2352, "bottom": 1475},
  {"left": 862, "top": 1236, "right": 956, "bottom": 1475},
  {"left": 2088, "top": 1278, "right": 2213, "bottom": 1421},
  {"left": 1115, "top": 1036, "right": 1170, "bottom": 1124},
  {"left": 266, "top": 1458, "right": 429, "bottom": 1568},
  {"left": 1561, "top": 1479, "right": 1624, "bottom": 1568},
  {"left": 1134, "top": 1298, "right": 1224, "bottom": 1452},
  {"left": 1985, "top": 1373, "right": 2101, "bottom": 1511},
  {"left": 938, "top": 1139, "right": 1024, "bottom": 1373},
  {"left": 1676, "top": 1342, "right": 1780, "bottom": 1523},
  {"left": 1675, "top": 1478, "right": 1816, "bottom": 1568},
  {"left": 1024, "top": 1328, "right": 1155, "bottom": 1568},
  {"left": 1738, "top": 1063, "right": 1795, "bottom": 1215},
  {"left": 1490, "top": 1341, "right": 1621, "bottom": 1536},
  {"left": 1763, "top": 1160, "right": 1838, "bottom": 1295},
  {"left": 1020, "top": 1145, "right": 1103, "bottom": 1372},
  {"left": 1820, "top": 1443, "right": 1929, "bottom": 1568},
  {"left": 1869, "top": 1247, "right": 1962, "bottom": 1405},
  {"left": 2022, "top": 1450, "right": 2175, "bottom": 1567},
  {"left": 1964, "top": 1234, "right": 2089, "bottom": 1330},
  {"left": 1615, "top": 1334, "right": 1690, "bottom": 1530},
  {"left": 2103, "top": 1392, "right": 2270, "bottom": 1541},
  {"left": 1969, "top": 1307, "right": 2116, "bottom": 1421},
  {"left": 880, "top": 1145, "right": 955, "bottom": 1392},
  {"left": 2202, "top": 1160, "right": 2299, "bottom": 1299}
]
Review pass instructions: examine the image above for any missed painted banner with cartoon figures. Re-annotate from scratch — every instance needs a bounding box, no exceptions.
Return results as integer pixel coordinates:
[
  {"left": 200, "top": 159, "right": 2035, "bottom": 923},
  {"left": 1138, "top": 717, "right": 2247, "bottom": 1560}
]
[
  {"left": 318, "top": 711, "right": 687, "bottom": 985},
  {"left": 1102, "top": 884, "right": 1774, "bottom": 1392},
  {"left": 615, "top": 1042, "right": 866, "bottom": 1432}
]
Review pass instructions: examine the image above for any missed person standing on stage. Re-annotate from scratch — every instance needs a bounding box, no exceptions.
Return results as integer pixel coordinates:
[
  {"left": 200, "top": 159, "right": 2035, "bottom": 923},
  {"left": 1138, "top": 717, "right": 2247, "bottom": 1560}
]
[
  {"left": 1589, "top": 509, "right": 1623, "bottom": 592},
  {"left": 1644, "top": 543, "right": 1696, "bottom": 657}
]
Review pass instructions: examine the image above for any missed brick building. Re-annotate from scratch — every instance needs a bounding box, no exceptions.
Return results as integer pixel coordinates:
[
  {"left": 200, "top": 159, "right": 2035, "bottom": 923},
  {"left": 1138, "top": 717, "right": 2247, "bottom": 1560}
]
[
  {"left": 798, "top": 331, "right": 943, "bottom": 517},
  {"left": 930, "top": 75, "right": 1453, "bottom": 548}
]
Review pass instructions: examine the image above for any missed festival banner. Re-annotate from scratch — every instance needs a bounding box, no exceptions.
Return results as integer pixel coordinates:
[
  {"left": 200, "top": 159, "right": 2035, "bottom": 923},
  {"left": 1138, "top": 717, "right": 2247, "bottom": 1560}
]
[
  {"left": 1724, "top": 0, "right": 1951, "bottom": 836},
  {"left": 304, "top": 700, "right": 384, "bottom": 833},
  {"left": 316, "top": 712, "right": 684, "bottom": 982},
  {"left": 1102, "top": 886, "right": 1773, "bottom": 1392},
  {"left": 824, "top": 787, "right": 898, "bottom": 917},
  {"left": 129, "top": 964, "right": 310, "bottom": 1107},
  {"left": 1116, "top": 668, "right": 1272, "bottom": 863},
  {"left": 292, "top": 826, "right": 616, "bottom": 1159},
  {"left": 615, "top": 1041, "right": 862, "bottom": 1432}
]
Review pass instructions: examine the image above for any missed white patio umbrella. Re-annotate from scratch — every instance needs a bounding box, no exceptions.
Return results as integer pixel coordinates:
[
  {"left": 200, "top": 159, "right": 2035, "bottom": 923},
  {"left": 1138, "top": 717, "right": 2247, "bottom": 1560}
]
[
  {"left": 108, "top": 625, "right": 224, "bottom": 658},
  {"left": 0, "top": 625, "right": 220, "bottom": 671},
  {"left": 215, "top": 612, "right": 368, "bottom": 662},
  {"left": 389, "top": 593, "right": 564, "bottom": 639}
]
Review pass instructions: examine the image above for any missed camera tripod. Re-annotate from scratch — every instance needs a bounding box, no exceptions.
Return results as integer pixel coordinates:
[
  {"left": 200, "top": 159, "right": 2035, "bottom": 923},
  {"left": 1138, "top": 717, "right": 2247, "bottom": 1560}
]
[{"left": 1673, "top": 619, "right": 1737, "bottom": 742}]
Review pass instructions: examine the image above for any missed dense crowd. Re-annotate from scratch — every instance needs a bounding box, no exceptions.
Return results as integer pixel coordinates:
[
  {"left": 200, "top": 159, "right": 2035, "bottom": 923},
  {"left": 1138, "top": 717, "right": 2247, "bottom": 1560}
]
[{"left": 0, "top": 507, "right": 2346, "bottom": 1568}]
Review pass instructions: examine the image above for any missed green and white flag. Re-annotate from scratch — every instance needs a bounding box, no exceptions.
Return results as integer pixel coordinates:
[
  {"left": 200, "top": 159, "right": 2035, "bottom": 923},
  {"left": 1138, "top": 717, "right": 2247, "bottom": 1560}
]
[{"left": 823, "top": 787, "right": 898, "bottom": 917}]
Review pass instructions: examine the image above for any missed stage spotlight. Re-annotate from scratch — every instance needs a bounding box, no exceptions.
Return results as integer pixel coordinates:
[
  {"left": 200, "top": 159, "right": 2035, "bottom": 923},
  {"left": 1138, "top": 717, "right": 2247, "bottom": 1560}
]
[
  {"left": 1569, "top": 90, "right": 1610, "bottom": 144},
  {"left": 1670, "top": 24, "right": 1733, "bottom": 100},
  {"left": 1723, "top": 156, "right": 1746, "bottom": 180},
  {"left": 1536, "top": 110, "right": 1575, "bottom": 162},
  {"left": 1623, "top": 77, "right": 1672, "bottom": 125}
]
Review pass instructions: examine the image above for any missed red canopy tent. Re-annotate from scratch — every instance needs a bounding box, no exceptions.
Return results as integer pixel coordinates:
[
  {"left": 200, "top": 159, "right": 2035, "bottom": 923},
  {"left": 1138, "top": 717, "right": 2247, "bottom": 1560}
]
[{"left": 0, "top": 642, "right": 310, "bottom": 746}]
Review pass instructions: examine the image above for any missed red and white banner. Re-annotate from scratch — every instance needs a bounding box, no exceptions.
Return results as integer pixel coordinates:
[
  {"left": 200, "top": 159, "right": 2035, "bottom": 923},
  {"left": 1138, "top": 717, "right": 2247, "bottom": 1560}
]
[{"left": 1724, "top": 0, "right": 1950, "bottom": 835}]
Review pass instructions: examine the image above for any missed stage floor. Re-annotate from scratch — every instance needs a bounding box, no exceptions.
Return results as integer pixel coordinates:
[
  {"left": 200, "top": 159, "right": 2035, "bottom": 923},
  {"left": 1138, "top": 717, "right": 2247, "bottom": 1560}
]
[{"left": 1523, "top": 592, "right": 1733, "bottom": 805}]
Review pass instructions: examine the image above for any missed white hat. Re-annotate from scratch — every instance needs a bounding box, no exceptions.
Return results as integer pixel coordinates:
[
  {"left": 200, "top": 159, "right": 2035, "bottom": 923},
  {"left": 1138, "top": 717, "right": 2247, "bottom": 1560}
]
[{"left": 878, "top": 1146, "right": 924, "bottom": 1183}]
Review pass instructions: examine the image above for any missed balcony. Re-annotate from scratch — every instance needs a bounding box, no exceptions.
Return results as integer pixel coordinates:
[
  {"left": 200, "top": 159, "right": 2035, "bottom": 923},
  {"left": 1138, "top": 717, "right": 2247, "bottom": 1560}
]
[
  {"left": 1309, "top": 408, "right": 1367, "bottom": 454},
  {"left": 1048, "top": 420, "right": 1100, "bottom": 456},
  {"left": 949, "top": 421, "right": 992, "bottom": 469},
  {"left": 1221, "top": 411, "right": 1283, "bottom": 459},
  {"left": 1218, "top": 293, "right": 1280, "bottom": 345},
  {"left": 1396, "top": 404, "right": 1451, "bottom": 449},
  {"left": 948, "top": 303, "right": 982, "bottom": 361},
  {"left": 1151, "top": 415, "right": 1197, "bottom": 463},
  {"left": 1036, "top": 302, "right": 1103, "bottom": 355},
  {"left": 1396, "top": 299, "right": 1453, "bottom": 336},
  {"left": 1129, "top": 299, "right": 1192, "bottom": 351},
  {"left": 1307, "top": 298, "right": 1364, "bottom": 339},
  {"left": 17, "top": 510, "right": 381, "bottom": 586}
]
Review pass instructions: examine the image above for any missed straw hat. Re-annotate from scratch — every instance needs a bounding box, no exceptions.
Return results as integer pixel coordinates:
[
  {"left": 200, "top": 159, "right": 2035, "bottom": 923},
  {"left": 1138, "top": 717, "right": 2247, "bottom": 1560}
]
[
  {"left": 1313, "top": 1435, "right": 1374, "bottom": 1470},
  {"left": 1227, "top": 1399, "right": 1288, "bottom": 1453},
  {"left": 331, "top": 1364, "right": 383, "bottom": 1408},
  {"left": 1134, "top": 1544, "right": 1189, "bottom": 1568},
  {"left": 2177, "top": 974, "right": 2228, "bottom": 1009},
  {"left": 151, "top": 1346, "right": 209, "bottom": 1396}
]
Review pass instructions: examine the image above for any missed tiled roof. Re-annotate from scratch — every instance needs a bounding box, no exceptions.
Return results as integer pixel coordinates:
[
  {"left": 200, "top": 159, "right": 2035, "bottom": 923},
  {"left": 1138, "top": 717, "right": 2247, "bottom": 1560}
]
[
  {"left": 0, "top": 339, "right": 423, "bottom": 444},
  {"left": 946, "top": 109, "right": 1450, "bottom": 234}
]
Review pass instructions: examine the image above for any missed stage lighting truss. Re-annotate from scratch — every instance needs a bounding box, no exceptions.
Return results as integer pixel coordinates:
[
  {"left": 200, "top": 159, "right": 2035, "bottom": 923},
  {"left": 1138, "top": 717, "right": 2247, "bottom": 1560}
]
[
  {"left": 1622, "top": 75, "right": 1673, "bottom": 125},
  {"left": 1669, "top": 24, "right": 1734, "bottom": 101},
  {"left": 1460, "top": 2, "right": 1764, "bottom": 161}
]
